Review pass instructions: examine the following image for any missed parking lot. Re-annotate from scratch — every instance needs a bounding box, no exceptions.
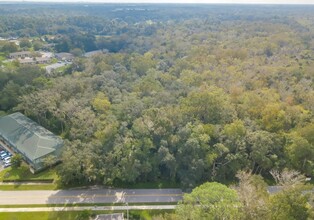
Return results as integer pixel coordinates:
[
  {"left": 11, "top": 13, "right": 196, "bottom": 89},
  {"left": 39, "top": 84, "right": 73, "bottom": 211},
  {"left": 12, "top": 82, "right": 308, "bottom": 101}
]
[
  {"left": 0, "top": 158, "right": 3, "bottom": 172},
  {"left": 0, "top": 142, "right": 13, "bottom": 172}
]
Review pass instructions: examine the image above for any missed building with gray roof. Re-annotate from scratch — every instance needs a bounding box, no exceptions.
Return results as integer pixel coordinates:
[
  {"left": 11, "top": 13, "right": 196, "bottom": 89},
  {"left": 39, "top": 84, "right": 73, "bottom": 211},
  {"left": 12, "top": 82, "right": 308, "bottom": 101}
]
[
  {"left": 0, "top": 112, "right": 63, "bottom": 173},
  {"left": 55, "top": 52, "right": 74, "bottom": 61},
  {"left": 9, "top": 51, "right": 32, "bottom": 59},
  {"left": 94, "top": 213, "right": 124, "bottom": 220}
]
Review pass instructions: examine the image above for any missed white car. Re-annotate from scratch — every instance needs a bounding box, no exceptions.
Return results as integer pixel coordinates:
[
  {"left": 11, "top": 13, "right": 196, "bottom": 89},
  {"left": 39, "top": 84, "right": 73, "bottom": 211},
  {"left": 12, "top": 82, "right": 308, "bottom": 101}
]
[
  {"left": 3, "top": 157, "right": 11, "bottom": 163},
  {"left": 4, "top": 162, "right": 11, "bottom": 168},
  {"left": 0, "top": 153, "right": 8, "bottom": 159}
]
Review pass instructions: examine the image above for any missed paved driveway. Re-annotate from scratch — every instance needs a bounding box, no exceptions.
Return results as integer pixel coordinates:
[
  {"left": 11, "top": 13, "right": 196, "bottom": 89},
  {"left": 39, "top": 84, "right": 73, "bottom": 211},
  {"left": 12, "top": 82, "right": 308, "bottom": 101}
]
[
  {"left": 45, "top": 62, "right": 71, "bottom": 74},
  {"left": 0, "top": 160, "right": 3, "bottom": 172}
]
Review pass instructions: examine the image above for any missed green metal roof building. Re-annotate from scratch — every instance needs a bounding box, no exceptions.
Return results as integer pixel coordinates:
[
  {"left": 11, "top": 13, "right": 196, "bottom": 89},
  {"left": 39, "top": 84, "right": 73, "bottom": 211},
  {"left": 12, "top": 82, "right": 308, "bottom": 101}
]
[{"left": 0, "top": 112, "right": 63, "bottom": 173}]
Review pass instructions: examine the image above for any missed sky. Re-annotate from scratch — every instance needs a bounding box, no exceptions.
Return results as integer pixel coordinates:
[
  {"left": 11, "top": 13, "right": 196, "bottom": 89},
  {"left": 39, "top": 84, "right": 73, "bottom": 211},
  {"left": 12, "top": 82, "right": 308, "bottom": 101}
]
[{"left": 0, "top": 0, "right": 314, "bottom": 4}]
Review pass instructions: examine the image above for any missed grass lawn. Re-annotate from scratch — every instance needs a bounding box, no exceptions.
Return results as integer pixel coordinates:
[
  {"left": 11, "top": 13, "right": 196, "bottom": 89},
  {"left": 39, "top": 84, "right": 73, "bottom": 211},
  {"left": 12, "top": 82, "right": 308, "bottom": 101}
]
[
  {"left": 0, "top": 111, "right": 6, "bottom": 117},
  {"left": 0, "top": 163, "right": 60, "bottom": 190},
  {"left": 0, "top": 163, "right": 181, "bottom": 191},
  {"left": 114, "top": 180, "right": 180, "bottom": 189},
  {"left": 0, "top": 163, "right": 58, "bottom": 182},
  {"left": 0, "top": 54, "right": 6, "bottom": 62},
  {"left": 60, "top": 179, "right": 181, "bottom": 191},
  {"left": 0, "top": 211, "right": 91, "bottom": 220},
  {"left": 0, "top": 184, "right": 57, "bottom": 191},
  {"left": 55, "top": 65, "right": 69, "bottom": 73},
  {"left": 0, "top": 210, "right": 173, "bottom": 220}
]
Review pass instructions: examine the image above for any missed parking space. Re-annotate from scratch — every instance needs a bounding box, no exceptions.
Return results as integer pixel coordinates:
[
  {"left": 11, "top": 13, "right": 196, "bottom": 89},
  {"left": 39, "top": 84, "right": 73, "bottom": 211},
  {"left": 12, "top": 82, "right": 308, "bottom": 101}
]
[
  {"left": 0, "top": 143, "right": 12, "bottom": 171},
  {"left": 0, "top": 158, "right": 3, "bottom": 172}
]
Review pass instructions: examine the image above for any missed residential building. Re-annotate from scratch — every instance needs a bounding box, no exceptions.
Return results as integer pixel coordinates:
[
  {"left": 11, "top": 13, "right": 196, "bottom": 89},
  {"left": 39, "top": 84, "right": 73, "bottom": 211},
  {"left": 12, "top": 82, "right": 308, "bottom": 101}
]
[
  {"left": 94, "top": 213, "right": 124, "bottom": 220},
  {"left": 0, "top": 113, "right": 63, "bottom": 173},
  {"left": 9, "top": 51, "right": 32, "bottom": 59},
  {"left": 55, "top": 52, "right": 74, "bottom": 62}
]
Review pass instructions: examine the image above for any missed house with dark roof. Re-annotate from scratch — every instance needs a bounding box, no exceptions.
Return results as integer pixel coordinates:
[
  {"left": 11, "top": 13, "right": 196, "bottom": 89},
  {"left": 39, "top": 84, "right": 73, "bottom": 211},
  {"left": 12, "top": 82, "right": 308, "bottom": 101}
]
[
  {"left": 9, "top": 51, "right": 32, "bottom": 59},
  {"left": 18, "top": 58, "right": 36, "bottom": 65},
  {"left": 94, "top": 213, "right": 124, "bottom": 220},
  {"left": 55, "top": 52, "right": 74, "bottom": 62},
  {"left": 84, "top": 49, "right": 108, "bottom": 58},
  {"left": 0, "top": 112, "right": 63, "bottom": 173}
]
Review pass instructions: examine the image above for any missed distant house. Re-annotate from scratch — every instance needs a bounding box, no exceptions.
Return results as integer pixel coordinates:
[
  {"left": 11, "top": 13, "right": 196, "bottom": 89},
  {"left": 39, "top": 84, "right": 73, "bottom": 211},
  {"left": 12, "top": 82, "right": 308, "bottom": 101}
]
[
  {"left": 84, "top": 49, "right": 108, "bottom": 58},
  {"left": 42, "top": 43, "right": 55, "bottom": 50},
  {"left": 55, "top": 52, "right": 74, "bottom": 62},
  {"left": 19, "top": 57, "right": 51, "bottom": 65},
  {"left": 9, "top": 51, "right": 32, "bottom": 59},
  {"left": 19, "top": 58, "right": 36, "bottom": 65},
  {"left": 94, "top": 213, "right": 124, "bottom": 220},
  {"left": 36, "top": 57, "right": 51, "bottom": 64},
  {"left": 0, "top": 113, "right": 63, "bottom": 173}
]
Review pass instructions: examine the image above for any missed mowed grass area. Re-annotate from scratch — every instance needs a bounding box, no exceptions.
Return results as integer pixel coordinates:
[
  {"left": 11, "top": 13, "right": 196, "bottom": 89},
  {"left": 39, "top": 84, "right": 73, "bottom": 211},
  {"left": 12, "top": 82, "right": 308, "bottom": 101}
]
[
  {"left": 0, "top": 163, "right": 181, "bottom": 191},
  {"left": 0, "top": 211, "right": 91, "bottom": 220},
  {"left": 0, "top": 53, "right": 6, "bottom": 62},
  {"left": 0, "top": 210, "right": 173, "bottom": 220},
  {"left": 0, "top": 163, "right": 58, "bottom": 181},
  {"left": 114, "top": 180, "right": 180, "bottom": 189},
  {"left": 0, "top": 184, "right": 57, "bottom": 190},
  {"left": 0, "top": 163, "right": 59, "bottom": 190}
]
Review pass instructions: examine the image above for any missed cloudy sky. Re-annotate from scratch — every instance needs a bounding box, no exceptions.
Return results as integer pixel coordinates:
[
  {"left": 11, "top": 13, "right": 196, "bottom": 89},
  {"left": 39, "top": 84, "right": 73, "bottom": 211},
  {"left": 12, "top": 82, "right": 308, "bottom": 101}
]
[{"left": 0, "top": 0, "right": 314, "bottom": 4}]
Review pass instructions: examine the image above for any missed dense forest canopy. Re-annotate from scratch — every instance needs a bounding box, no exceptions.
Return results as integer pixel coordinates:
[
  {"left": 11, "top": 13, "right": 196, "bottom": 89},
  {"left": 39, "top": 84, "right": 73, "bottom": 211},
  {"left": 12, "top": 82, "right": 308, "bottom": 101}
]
[{"left": 0, "top": 3, "right": 313, "bottom": 190}]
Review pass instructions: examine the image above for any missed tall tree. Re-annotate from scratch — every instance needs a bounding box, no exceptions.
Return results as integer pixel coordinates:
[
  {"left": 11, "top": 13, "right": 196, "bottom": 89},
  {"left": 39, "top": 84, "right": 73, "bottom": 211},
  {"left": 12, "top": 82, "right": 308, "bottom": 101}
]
[
  {"left": 176, "top": 182, "right": 243, "bottom": 220},
  {"left": 234, "top": 171, "right": 270, "bottom": 220}
]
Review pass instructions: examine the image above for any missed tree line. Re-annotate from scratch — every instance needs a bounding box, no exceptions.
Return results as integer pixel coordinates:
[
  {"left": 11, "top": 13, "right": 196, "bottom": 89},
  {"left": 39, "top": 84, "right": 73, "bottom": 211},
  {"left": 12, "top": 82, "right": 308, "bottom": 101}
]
[{"left": 0, "top": 4, "right": 313, "bottom": 191}]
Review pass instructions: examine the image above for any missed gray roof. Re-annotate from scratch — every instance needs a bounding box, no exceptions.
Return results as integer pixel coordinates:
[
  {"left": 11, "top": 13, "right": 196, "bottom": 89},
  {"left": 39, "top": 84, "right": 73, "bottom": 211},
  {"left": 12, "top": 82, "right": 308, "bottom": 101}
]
[
  {"left": 55, "top": 52, "right": 74, "bottom": 60},
  {"left": 19, "top": 59, "right": 36, "bottom": 64},
  {"left": 84, "top": 50, "right": 107, "bottom": 58},
  {"left": 0, "top": 112, "right": 63, "bottom": 162},
  {"left": 94, "top": 213, "right": 124, "bottom": 220},
  {"left": 9, "top": 51, "right": 31, "bottom": 56}
]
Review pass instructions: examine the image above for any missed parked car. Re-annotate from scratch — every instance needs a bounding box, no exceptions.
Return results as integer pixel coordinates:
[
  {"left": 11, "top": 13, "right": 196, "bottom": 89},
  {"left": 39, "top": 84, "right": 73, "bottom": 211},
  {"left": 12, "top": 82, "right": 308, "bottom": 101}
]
[
  {"left": 3, "top": 157, "right": 11, "bottom": 163},
  {"left": 3, "top": 154, "right": 10, "bottom": 159},
  {"left": 3, "top": 162, "right": 11, "bottom": 168},
  {"left": 0, "top": 152, "right": 8, "bottom": 159},
  {"left": 1, "top": 152, "right": 11, "bottom": 158}
]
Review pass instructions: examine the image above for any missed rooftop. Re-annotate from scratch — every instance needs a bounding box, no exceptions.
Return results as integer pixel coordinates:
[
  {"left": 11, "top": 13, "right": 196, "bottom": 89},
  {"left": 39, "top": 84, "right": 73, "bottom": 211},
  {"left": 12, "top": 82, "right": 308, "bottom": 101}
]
[
  {"left": 94, "top": 213, "right": 124, "bottom": 220},
  {"left": 9, "top": 51, "right": 31, "bottom": 56},
  {"left": 0, "top": 113, "right": 63, "bottom": 162},
  {"left": 84, "top": 49, "right": 108, "bottom": 57},
  {"left": 55, "top": 52, "right": 74, "bottom": 60}
]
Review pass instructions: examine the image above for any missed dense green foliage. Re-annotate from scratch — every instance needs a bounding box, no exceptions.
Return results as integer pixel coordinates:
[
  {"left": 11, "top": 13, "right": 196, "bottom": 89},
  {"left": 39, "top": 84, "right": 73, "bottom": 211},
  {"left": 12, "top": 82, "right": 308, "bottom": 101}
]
[
  {"left": 176, "top": 182, "right": 243, "bottom": 219},
  {"left": 156, "top": 171, "right": 313, "bottom": 220},
  {"left": 10, "top": 154, "right": 22, "bottom": 168},
  {"left": 0, "top": 4, "right": 313, "bottom": 189}
]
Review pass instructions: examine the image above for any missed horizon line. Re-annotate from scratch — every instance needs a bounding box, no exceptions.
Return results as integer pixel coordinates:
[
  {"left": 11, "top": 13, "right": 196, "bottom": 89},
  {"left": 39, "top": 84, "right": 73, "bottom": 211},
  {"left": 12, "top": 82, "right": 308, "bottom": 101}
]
[{"left": 0, "top": 1, "right": 314, "bottom": 5}]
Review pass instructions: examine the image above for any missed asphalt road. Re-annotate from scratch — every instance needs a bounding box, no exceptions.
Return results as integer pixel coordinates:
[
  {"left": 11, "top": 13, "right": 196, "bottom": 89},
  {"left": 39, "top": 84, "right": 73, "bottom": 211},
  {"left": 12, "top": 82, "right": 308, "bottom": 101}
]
[
  {"left": 45, "top": 62, "right": 71, "bottom": 74},
  {"left": 0, "top": 205, "right": 177, "bottom": 212},
  {"left": 0, "top": 189, "right": 183, "bottom": 205}
]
